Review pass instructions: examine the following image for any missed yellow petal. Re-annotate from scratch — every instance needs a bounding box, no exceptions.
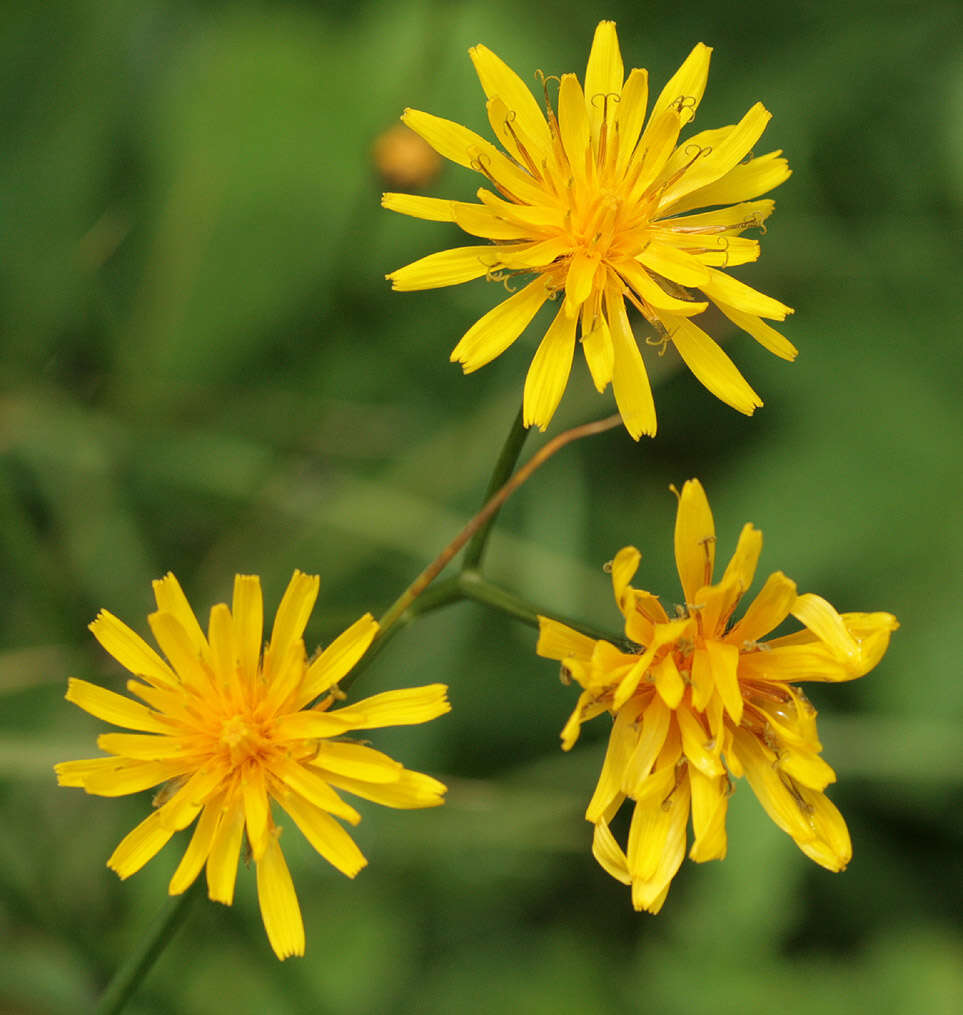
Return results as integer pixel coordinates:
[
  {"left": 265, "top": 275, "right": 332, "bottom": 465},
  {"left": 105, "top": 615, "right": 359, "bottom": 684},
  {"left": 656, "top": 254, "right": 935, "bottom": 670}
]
[
  {"left": 617, "top": 259, "right": 708, "bottom": 315},
  {"left": 701, "top": 268, "right": 792, "bottom": 321},
  {"left": 243, "top": 763, "right": 271, "bottom": 861},
  {"left": 627, "top": 774, "right": 690, "bottom": 909},
  {"left": 673, "top": 479, "right": 715, "bottom": 605},
  {"left": 794, "top": 787, "right": 852, "bottom": 871},
  {"left": 614, "top": 68, "right": 649, "bottom": 177},
  {"left": 658, "top": 198, "right": 776, "bottom": 235},
  {"left": 584, "top": 21, "right": 623, "bottom": 147},
  {"left": 650, "top": 43, "right": 712, "bottom": 123},
  {"left": 278, "top": 790, "right": 367, "bottom": 877},
  {"left": 147, "top": 611, "right": 211, "bottom": 694},
  {"left": 621, "top": 693, "right": 672, "bottom": 796},
  {"left": 152, "top": 573, "right": 208, "bottom": 661},
  {"left": 323, "top": 768, "right": 447, "bottom": 809},
  {"left": 232, "top": 575, "right": 263, "bottom": 688},
  {"left": 271, "top": 756, "right": 361, "bottom": 825},
  {"left": 107, "top": 809, "right": 178, "bottom": 880},
  {"left": 728, "top": 570, "right": 798, "bottom": 644},
  {"left": 381, "top": 192, "right": 456, "bottom": 222},
  {"left": 55, "top": 756, "right": 180, "bottom": 796},
  {"left": 88, "top": 610, "right": 177, "bottom": 688},
  {"left": 206, "top": 796, "right": 245, "bottom": 905},
  {"left": 705, "top": 638, "right": 742, "bottom": 723},
  {"left": 660, "top": 103, "right": 772, "bottom": 207},
  {"left": 690, "top": 647, "right": 714, "bottom": 711},
  {"left": 388, "top": 245, "right": 501, "bottom": 291},
  {"left": 207, "top": 602, "right": 243, "bottom": 707},
  {"left": 720, "top": 523, "right": 763, "bottom": 600},
  {"left": 592, "top": 820, "right": 631, "bottom": 885},
  {"left": 536, "top": 616, "right": 598, "bottom": 663},
  {"left": 169, "top": 793, "right": 225, "bottom": 895},
  {"left": 468, "top": 44, "right": 551, "bottom": 151},
  {"left": 311, "top": 741, "right": 401, "bottom": 784},
  {"left": 558, "top": 73, "right": 592, "bottom": 183},
  {"left": 262, "top": 571, "right": 319, "bottom": 688},
  {"left": 666, "top": 315, "right": 762, "bottom": 415},
  {"left": 331, "top": 684, "right": 450, "bottom": 730},
  {"left": 450, "top": 198, "right": 537, "bottom": 240},
  {"left": 677, "top": 704, "right": 725, "bottom": 777},
  {"left": 523, "top": 303, "right": 577, "bottom": 430},
  {"left": 401, "top": 107, "right": 493, "bottom": 170},
  {"left": 610, "top": 545, "right": 641, "bottom": 613},
  {"left": 256, "top": 836, "right": 305, "bottom": 960},
  {"left": 586, "top": 706, "right": 639, "bottom": 822},
  {"left": 294, "top": 612, "right": 379, "bottom": 709},
  {"left": 689, "top": 767, "right": 729, "bottom": 862},
  {"left": 663, "top": 150, "right": 791, "bottom": 216},
  {"left": 580, "top": 310, "right": 614, "bottom": 392},
  {"left": 271, "top": 710, "right": 355, "bottom": 741},
  {"left": 651, "top": 653, "right": 685, "bottom": 710},
  {"left": 605, "top": 288, "right": 656, "bottom": 439},
  {"left": 637, "top": 242, "right": 711, "bottom": 287},
  {"left": 612, "top": 618, "right": 690, "bottom": 711},
  {"left": 791, "top": 593, "right": 860, "bottom": 662},
  {"left": 65, "top": 677, "right": 170, "bottom": 733},
  {"left": 96, "top": 732, "right": 194, "bottom": 760},
  {"left": 714, "top": 299, "right": 798, "bottom": 361},
  {"left": 450, "top": 276, "right": 550, "bottom": 373}
]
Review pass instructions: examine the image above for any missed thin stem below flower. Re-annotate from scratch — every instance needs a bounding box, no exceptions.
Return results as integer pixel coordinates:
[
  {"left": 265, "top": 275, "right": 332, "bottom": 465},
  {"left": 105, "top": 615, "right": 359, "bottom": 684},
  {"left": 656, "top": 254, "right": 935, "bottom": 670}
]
[
  {"left": 461, "top": 404, "right": 529, "bottom": 571},
  {"left": 95, "top": 879, "right": 203, "bottom": 1015},
  {"left": 376, "top": 413, "right": 623, "bottom": 638}
]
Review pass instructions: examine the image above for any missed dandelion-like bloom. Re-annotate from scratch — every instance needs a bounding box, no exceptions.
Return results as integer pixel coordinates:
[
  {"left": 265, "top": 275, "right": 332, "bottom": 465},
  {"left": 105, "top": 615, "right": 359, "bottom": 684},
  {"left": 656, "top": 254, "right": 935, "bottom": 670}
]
[
  {"left": 385, "top": 21, "right": 795, "bottom": 439},
  {"left": 537, "top": 481, "right": 897, "bottom": 911},
  {"left": 56, "top": 571, "right": 449, "bottom": 959}
]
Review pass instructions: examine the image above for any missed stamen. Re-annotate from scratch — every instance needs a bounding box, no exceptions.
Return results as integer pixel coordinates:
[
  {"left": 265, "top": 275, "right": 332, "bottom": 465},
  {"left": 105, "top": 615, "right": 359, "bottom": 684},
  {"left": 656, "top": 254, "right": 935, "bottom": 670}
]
[
  {"left": 502, "top": 110, "right": 541, "bottom": 178},
  {"left": 469, "top": 152, "right": 524, "bottom": 204}
]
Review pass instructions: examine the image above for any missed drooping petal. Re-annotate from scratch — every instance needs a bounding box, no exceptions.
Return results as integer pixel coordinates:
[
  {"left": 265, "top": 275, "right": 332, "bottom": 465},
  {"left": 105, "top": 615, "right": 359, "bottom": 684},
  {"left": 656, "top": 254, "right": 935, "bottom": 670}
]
[
  {"left": 107, "top": 809, "right": 178, "bottom": 880},
  {"left": 206, "top": 795, "right": 245, "bottom": 905},
  {"left": 523, "top": 303, "right": 577, "bottom": 430},
  {"left": 256, "top": 835, "right": 305, "bottom": 960},
  {"left": 606, "top": 288, "right": 656, "bottom": 439},
  {"left": 169, "top": 791, "right": 226, "bottom": 895},
  {"left": 580, "top": 311, "right": 614, "bottom": 392},
  {"left": 714, "top": 299, "right": 798, "bottom": 360},
  {"left": 689, "top": 767, "right": 729, "bottom": 862}
]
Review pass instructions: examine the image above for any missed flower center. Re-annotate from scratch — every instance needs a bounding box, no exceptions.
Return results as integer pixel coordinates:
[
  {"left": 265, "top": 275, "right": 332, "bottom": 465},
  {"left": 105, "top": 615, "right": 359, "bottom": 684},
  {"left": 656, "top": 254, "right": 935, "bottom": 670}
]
[{"left": 219, "top": 713, "right": 268, "bottom": 767}]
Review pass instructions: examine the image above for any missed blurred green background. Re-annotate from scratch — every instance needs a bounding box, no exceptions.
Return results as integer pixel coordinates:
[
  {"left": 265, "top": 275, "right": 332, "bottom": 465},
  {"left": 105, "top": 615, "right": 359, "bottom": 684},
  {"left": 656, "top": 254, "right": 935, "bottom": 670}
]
[{"left": 2, "top": 0, "right": 961, "bottom": 1011}]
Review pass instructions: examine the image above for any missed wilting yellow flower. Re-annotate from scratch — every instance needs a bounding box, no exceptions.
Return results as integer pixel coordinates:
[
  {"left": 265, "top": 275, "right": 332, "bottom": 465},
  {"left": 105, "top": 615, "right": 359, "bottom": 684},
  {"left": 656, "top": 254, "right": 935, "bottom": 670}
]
[
  {"left": 537, "top": 481, "right": 897, "bottom": 912},
  {"left": 56, "top": 571, "right": 448, "bottom": 959},
  {"left": 385, "top": 21, "right": 794, "bottom": 438}
]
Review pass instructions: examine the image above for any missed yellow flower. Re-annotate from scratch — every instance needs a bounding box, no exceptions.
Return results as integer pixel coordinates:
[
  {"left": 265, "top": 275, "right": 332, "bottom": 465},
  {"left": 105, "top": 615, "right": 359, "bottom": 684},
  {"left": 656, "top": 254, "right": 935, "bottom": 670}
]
[
  {"left": 56, "top": 571, "right": 449, "bottom": 959},
  {"left": 537, "top": 480, "right": 897, "bottom": 912},
  {"left": 385, "top": 21, "right": 794, "bottom": 439}
]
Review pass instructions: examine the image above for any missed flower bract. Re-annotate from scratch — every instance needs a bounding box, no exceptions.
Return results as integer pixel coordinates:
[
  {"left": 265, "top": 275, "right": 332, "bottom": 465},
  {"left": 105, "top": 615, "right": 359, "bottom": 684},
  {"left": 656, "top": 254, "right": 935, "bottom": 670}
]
[
  {"left": 537, "top": 480, "right": 897, "bottom": 911},
  {"left": 386, "top": 21, "right": 795, "bottom": 438},
  {"left": 56, "top": 571, "right": 449, "bottom": 959}
]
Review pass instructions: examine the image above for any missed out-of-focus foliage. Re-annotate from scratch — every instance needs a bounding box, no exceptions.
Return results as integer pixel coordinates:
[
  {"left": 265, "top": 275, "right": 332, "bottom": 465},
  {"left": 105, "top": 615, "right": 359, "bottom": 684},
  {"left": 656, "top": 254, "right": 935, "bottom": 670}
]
[{"left": 1, "top": 0, "right": 960, "bottom": 1011}]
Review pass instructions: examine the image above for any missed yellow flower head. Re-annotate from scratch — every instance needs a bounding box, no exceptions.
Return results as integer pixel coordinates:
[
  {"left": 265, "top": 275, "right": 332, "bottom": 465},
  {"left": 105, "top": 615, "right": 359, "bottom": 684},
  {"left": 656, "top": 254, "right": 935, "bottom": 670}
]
[
  {"left": 537, "top": 481, "right": 897, "bottom": 912},
  {"left": 56, "top": 571, "right": 449, "bottom": 960},
  {"left": 385, "top": 21, "right": 795, "bottom": 439}
]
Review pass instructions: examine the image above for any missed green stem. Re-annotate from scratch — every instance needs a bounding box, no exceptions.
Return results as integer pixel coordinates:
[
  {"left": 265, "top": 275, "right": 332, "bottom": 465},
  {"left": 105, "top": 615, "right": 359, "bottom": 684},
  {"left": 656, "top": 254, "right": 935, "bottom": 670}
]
[
  {"left": 456, "top": 570, "right": 625, "bottom": 646},
  {"left": 461, "top": 404, "right": 529, "bottom": 571},
  {"left": 95, "top": 879, "right": 203, "bottom": 1015}
]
